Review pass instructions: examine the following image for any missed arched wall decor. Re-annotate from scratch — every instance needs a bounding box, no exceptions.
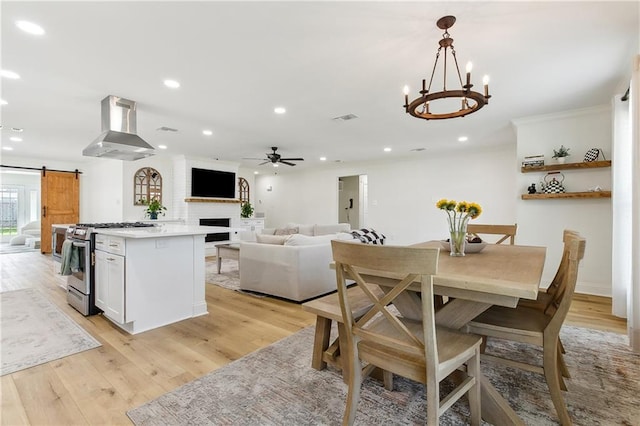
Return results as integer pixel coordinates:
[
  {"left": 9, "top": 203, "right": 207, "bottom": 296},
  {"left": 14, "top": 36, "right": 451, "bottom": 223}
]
[
  {"left": 134, "top": 167, "right": 163, "bottom": 205},
  {"left": 238, "top": 177, "right": 250, "bottom": 204}
]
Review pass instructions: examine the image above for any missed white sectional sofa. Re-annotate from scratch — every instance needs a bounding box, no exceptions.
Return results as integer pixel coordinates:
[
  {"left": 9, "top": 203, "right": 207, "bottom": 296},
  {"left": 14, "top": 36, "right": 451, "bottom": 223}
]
[{"left": 238, "top": 223, "right": 355, "bottom": 301}]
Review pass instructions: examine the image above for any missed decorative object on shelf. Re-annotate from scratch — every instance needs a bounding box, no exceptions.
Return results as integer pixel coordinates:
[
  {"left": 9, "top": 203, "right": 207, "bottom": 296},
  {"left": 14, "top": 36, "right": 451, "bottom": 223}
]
[
  {"left": 522, "top": 155, "right": 545, "bottom": 168},
  {"left": 527, "top": 183, "right": 537, "bottom": 194},
  {"left": 142, "top": 198, "right": 167, "bottom": 219},
  {"left": 588, "top": 185, "right": 603, "bottom": 192},
  {"left": 552, "top": 145, "right": 570, "bottom": 164},
  {"left": 436, "top": 199, "right": 482, "bottom": 257},
  {"left": 584, "top": 148, "right": 606, "bottom": 162},
  {"left": 402, "top": 15, "right": 491, "bottom": 121},
  {"left": 542, "top": 172, "right": 566, "bottom": 194},
  {"left": 240, "top": 202, "right": 254, "bottom": 219}
]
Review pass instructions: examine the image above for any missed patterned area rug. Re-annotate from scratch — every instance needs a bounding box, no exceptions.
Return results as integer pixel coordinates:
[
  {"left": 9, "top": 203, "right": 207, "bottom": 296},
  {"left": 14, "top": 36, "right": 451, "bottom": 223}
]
[
  {"left": 205, "top": 257, "right": 240, "bottom": 291},
  {"left": 1, "top": 288, "right": 101, "bottom": 376},
  {"left": 127, "top": 325, "right": 639, "bottom": 425},
  {"left": 205, "top": 257, "right": 265, "bottom": 297}
]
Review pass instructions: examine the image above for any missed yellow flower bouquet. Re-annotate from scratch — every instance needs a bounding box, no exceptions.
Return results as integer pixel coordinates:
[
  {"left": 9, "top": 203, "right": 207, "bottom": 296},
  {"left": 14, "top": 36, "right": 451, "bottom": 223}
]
[{"left": 436, "top": 199, "right": 482, "bottom": 256}]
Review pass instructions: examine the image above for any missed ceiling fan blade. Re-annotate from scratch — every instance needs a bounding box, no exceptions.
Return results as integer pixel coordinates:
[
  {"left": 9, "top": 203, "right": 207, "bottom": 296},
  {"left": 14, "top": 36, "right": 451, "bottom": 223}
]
[
  {"left": 280, "top": 157, "right": 304, "bottom": 161},
  {"left": 279, "top": 160, "right": 297, "bottom": 166},
  {"left": 242, "top": 157, "right": 267, "bottom": 160},
  {"left": 258, "top": 161, "right": 270, "bottom": 165}
]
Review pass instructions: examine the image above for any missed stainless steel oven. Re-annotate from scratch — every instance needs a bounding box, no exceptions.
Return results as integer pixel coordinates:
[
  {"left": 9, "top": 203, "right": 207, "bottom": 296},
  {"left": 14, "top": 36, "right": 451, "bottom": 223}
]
[{"left": 65, "top": 227, "right": 100, "bottom": 316}]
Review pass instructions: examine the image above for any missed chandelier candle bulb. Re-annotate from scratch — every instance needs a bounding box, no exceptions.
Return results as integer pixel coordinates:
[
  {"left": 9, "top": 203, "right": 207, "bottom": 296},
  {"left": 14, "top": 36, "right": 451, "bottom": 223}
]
[
  {"left": 465, "top": 62, "right": 472, "bottom": 87},
  {"left": 483, "top": 75, "right": 490, "bottom": 98}
]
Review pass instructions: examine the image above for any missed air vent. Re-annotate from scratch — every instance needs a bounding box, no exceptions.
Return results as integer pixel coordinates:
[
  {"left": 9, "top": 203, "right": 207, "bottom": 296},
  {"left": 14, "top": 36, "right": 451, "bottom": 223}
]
[
  {"left": 156, "top": 126, "right": 178, "bottom": 132},
  {"left": 411, "top": 148, "right": 426, "bottom": 152},
  {"left": 332, "top": 114, "right": 358, "bottom": 122}
]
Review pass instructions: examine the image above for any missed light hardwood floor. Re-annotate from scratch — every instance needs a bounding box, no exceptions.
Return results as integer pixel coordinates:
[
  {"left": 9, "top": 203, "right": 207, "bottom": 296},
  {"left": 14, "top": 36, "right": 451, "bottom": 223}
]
[{"left": 0, "top": 252, "right": 627, "bottom": 425}]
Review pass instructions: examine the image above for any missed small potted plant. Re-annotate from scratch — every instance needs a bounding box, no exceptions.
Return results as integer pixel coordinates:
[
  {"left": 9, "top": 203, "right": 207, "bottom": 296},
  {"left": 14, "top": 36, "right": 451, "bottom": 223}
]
[
  {"left": 143, "top": 198, "right": 167, "bottom": 220},
  {"left": 552, "top": 145, "right": 570, "bottom": 164},
  {"left": 240, "top": 202, "right": 254, "bottom": 219}
]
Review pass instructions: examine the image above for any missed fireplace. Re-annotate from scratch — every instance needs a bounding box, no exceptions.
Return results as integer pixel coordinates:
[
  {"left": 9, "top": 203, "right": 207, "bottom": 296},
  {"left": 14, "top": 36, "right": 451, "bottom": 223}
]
[{"left": 200, "top": 218, "right": 230, "bottom": 242}]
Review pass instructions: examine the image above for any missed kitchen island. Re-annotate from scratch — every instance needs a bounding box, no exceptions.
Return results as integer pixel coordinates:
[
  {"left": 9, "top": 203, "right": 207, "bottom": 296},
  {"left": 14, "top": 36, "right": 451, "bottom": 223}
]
[{"left": 93, "top": 225, "right": 225, "bottom": 334}]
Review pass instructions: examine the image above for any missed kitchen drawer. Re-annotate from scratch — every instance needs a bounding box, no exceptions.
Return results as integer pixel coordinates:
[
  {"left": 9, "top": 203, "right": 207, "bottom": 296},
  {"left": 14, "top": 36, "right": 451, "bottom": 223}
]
[{"left": 95, "top": 234, "right": 126, "bottom": 256}]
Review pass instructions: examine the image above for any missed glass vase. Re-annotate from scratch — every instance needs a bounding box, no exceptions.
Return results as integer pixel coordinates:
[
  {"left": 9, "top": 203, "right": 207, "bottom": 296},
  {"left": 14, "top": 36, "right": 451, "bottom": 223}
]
[{"left": 447, "top": 215, "right": 469, "bottom": 257}]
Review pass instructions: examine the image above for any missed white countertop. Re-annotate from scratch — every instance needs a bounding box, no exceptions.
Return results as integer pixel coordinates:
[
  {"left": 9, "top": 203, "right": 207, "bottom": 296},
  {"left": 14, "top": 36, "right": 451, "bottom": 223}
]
[{"left": 95, "top": 225, "right": 230, "bottom": 239}]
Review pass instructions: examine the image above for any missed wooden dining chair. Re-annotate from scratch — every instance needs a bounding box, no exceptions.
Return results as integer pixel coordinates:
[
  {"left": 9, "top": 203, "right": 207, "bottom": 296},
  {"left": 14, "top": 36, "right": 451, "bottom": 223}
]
[
  {"left": 466, "top": 232, "right": 586, "bottom": 426},
  {"left": 331, "top": 240, "right": 482, "bottom": 426},
  {"left": 517, "top": 230, "right": 581, "bottom": 380},
  {"left": 466, "top": 223, "right": 517, "bottom": 245}
]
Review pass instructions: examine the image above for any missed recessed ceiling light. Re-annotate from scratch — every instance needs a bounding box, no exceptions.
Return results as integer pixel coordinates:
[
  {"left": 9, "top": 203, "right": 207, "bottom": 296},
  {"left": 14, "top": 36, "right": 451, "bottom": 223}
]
[
  {"left": 11, "top": 127, "right": 23, "bottom": 132},
  {"left": 320, "top": 156, "right": 327, "bottom": 161},
  {"left": 2, "top": 147, "right": 14, "bottom": 151},
  {"left": 16, "top": 20, "right": 45, "bottom": 35},
  {"left": 158, "top": 144, "right": 167, "bottom": 149},
  {"left": 163, "top": 79, "right": 180, "bottom": 89},
  {"left": 0, "top": 99, "right": 7, "bottom": 105},
  {"left": 254, "top": 171, "right": 259, "bottom": 175},
  {"left": 9, "top": 137, "right": 22, "bottom": 142},
  {"left": 1, "top": 70, "right": 20, "bottom": 79},
  {"left": 202, "top": 130, "right": 213, "bottom": 136},
  {"left": 274, "top": 107, "right": 286, "bottom": 114},
  {"left": 384, "top": 147, "right": 392, "bottom": 152},
  {"left": 458, "top": 136, "right": 469, "bottom": 142}
]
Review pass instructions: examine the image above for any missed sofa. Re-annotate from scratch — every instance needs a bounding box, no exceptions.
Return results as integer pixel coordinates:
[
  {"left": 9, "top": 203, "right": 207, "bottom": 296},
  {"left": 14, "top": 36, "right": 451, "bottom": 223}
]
[{"left": 238, "top": 223, "right": 356, "bottom": 301}]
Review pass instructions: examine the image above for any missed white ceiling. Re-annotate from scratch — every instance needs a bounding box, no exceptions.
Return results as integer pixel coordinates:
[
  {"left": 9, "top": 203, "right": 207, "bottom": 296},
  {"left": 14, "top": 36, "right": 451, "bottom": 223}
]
[{"left": 1, "top": 1, "right": 638, "bottom": 172}]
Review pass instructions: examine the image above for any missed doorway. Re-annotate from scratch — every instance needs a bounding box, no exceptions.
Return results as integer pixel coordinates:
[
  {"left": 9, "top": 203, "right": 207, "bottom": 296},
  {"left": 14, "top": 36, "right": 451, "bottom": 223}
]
[{"left": 338, "top": 175, "right": 367, "bottom": 229}]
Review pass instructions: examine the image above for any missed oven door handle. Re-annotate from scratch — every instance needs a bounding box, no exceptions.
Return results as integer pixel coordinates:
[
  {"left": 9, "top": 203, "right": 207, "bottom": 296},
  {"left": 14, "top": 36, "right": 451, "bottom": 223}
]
[{"left": 72, "top": 241, "right": 89, "bottom": 248}]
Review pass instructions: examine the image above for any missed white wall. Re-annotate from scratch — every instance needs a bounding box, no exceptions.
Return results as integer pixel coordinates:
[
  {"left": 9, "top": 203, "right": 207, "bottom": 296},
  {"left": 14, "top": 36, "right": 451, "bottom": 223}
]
[
  {"left": 255, "top": 145, "right": 518, "bottom": 246},
  {"left": 513, "top": 105, "right": 613, "bottom": 296},
  {"left": 122, "top": 155, "right": 174, "bottom": 221}
]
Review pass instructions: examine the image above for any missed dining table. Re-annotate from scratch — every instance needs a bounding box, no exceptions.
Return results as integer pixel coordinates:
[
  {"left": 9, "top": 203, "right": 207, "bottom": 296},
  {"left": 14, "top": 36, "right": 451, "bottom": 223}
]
[{"left": 345, "top": 240, "right": 546, "bottom": 425}]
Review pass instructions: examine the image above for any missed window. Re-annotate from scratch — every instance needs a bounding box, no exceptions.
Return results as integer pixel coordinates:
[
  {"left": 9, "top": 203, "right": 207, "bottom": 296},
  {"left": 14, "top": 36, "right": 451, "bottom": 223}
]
[
  {"left": 134, "top": 167, "right": 163, "bottom": 205},
  {"left": 0, "top": 187, "right": 19, "bottom": 236},
  {"left": 238, "top": 177, "right": 250, "bottom": 204}
]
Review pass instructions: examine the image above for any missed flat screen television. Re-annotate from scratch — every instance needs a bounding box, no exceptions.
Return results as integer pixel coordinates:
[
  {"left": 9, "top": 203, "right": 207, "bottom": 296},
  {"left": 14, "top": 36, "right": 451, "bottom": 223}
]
[{"left": 191, "top": 168, "right": 236, "bottom": 198}]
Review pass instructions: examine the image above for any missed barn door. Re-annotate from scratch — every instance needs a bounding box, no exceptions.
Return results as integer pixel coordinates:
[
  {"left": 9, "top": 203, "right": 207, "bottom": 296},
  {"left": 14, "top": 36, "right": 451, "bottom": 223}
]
[{"left": 40, "top": 169, "right": 79, "bottom": 253}]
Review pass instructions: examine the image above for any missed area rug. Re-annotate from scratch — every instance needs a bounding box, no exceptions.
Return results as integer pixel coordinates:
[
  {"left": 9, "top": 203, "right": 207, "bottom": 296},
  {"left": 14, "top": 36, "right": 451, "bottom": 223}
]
[
  {"left": 0, "top": 288, "right": 101, "bottom": 376},
  {"left": 205, "top": 258, "right": 265, "bottom": 298},
  {"left": 127, "top": 325, "right": 639, "bottom": 425},
  {"left": 205, "top": 258, "right": 241, "bottom": 291}
]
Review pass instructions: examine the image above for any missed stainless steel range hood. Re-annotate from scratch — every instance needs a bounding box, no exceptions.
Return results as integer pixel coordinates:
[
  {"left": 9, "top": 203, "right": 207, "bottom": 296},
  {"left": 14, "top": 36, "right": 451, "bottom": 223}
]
[{"left": 83, "top": 95, "right": 155, "bottom": 161}]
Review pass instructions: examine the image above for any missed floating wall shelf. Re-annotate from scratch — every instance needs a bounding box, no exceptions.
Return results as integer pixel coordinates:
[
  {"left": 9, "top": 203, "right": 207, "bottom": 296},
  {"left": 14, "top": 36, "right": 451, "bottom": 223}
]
[
  {"left": 521, "top": 191, "right": 611, "bottom": 200},
  {"left": 521, "top": 160, "right": 611, "bottom": 173}
]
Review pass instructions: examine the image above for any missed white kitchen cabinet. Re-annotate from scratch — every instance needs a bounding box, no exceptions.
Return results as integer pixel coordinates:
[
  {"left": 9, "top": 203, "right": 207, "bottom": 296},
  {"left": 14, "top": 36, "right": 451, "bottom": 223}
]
[
  {"left": 94, "top": 235, "right": 125, "bottom": 324},
  {"left": 93, "top": 226, "right": 208, "bottom": 334},
  {"left": 239, "top": 218, "right": 265, "bottom": 232}
]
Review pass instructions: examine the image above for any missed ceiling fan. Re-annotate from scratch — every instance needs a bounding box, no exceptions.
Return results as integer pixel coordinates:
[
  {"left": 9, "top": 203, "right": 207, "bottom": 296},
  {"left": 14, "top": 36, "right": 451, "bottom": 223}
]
[{"left": 247, "top": 147, "right": 304, "bottom": 166}]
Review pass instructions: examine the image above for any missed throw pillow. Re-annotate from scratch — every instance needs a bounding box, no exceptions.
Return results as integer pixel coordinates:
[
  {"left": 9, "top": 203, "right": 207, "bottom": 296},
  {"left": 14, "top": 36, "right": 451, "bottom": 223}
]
[
  {"left": 255, "top": 234, "right": 289, "bottom": 245},
  {"left": 284, "top": 234, "right": 335, "bottom": 246},
  {"left": 274, "top": 227, "right": 299, "bottom": 236},
  {"left": 313, "top": 223, "right": 351, "bottom": 235},
  {"left": 351, "top": 228, "right": 386, "bottom": 245}
]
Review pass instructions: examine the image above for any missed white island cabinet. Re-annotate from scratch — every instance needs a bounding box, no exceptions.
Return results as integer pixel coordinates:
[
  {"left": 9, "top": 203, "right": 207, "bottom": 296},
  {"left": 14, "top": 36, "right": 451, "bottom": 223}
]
[{"left": 93, "top": 225, "right": 217, "bottom": 334}]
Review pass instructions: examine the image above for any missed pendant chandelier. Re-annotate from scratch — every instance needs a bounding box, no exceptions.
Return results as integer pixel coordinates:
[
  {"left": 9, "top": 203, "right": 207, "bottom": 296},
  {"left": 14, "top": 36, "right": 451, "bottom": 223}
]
[{"left": 403, "top": 16, "right": 491, "bottom": 120}]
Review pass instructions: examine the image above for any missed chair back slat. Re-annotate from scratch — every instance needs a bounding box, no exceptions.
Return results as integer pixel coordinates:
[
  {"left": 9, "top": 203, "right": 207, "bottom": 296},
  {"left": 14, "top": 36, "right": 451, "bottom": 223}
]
[
  {"left": 467, "top": 223, "right": 517, "bottom": 245},
  {"left": 545, "top": 236, "right": 586, "bottom": 331}
]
